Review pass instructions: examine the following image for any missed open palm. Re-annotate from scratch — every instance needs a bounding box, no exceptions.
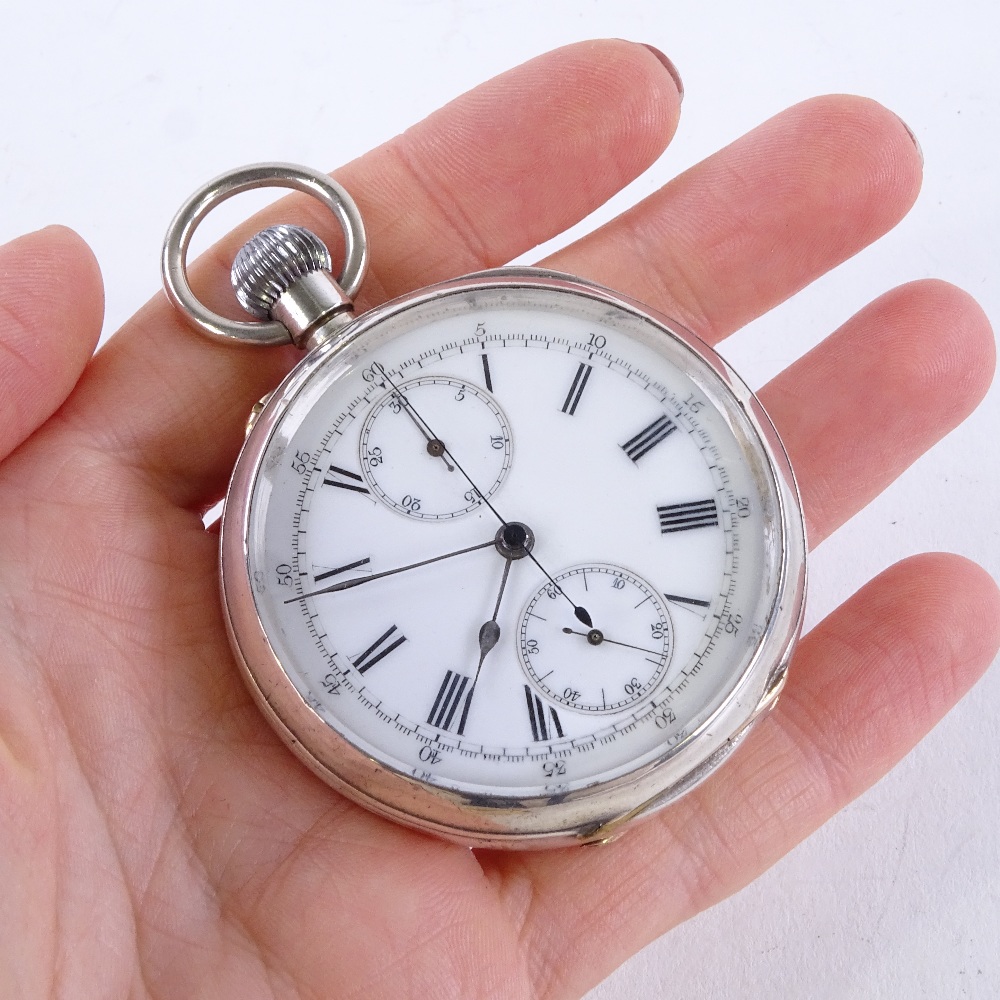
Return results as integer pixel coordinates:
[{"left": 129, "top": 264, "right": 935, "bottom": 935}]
[{"left": 2, "top": 42, "right": 997, "bottom": 999}]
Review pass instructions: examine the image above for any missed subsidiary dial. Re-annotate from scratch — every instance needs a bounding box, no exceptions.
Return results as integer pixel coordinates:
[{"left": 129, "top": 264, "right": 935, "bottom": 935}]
[
  {"left": 519, "top": 565, "right": 674, "bottom": 713},
  {"left": 359, "top": 375, "right": 512, "bottom": 520}
]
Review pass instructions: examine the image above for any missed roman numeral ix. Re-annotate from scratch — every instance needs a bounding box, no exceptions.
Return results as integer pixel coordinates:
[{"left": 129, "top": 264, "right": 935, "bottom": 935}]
[
  {"left": 657, "top": 499, "right": 719, "bottom": 534},
  {"left": 561, "top": 363, "right": 593, "bottom": 415},
  {"left": 351, "top": 625, "right": 407, "bottom": 674},
  {"left": 621, "top": 415, "right": 677, "bottom": 462},
  {"left": 524, "top": 686, "right": 564, "bottom": 742}
]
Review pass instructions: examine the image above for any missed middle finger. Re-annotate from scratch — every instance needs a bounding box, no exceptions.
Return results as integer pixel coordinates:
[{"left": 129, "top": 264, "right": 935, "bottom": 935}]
[{"left": 548, "top": 94, "right": 922, "bottom": 344}]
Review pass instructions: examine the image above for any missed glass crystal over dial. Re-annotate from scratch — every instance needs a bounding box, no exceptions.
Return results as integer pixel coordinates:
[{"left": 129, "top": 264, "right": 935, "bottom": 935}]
[{"left": 219, "top": 272, "right": 805, "bottom": 846}]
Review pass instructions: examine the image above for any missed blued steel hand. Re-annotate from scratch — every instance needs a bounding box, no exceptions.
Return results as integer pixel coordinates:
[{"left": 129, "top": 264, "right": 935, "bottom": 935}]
[
  {"left": 374, "top": 364, "right": 593, "bottom": 629},
  {"left": 287, "top": 538, "right": 495, "bottom": 602}
]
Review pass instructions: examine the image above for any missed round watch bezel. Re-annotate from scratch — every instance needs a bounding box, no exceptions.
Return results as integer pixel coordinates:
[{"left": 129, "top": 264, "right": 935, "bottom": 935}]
[{"left": 219, "top": 267, "right": 807, "bottom": 848}]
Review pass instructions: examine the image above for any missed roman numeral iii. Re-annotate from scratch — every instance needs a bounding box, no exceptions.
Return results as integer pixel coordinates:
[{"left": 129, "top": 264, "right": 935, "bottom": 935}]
[
  {"left": 657, "top": 499, "right": 719, "bottom": 534},
  {"left": 621, "top": 415, "right": 677, "bottom": 462}
]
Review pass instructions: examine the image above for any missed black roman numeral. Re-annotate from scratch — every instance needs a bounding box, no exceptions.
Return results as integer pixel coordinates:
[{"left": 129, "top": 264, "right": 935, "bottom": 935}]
[
  {"left": 657, "top": 499, "right": 719, "bottom": 534},
  {"left": 351, "top": 625, "right": 406, "bottom": 674},
  {"left": 561, "top": 363, "right": 593, "bottom": 415},
  {"left": 323, "top": 465, "right": 370, "bottom": 494},
  {"left": 524, "top": 686, "right": 564, "bottom": 742},
  {"left": 427, "top": 670, "right": 471, "bottom": 731},
  {"left": 314, "top": 556, "right": 371, "bottom": 583},
  {"left": 621, "top": 415, "right": 677, "bottom": 462},
  {"left": 481, "top": 353, "right": 493, "bottom": 392},
  {"left": 663, "top": 592, "right": 711, "bottom": 609}
]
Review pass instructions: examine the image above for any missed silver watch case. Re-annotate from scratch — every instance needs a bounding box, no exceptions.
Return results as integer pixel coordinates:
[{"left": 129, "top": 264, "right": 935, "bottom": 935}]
[{"left": 219, "top": 267, "right": 807, "bottom": 849}]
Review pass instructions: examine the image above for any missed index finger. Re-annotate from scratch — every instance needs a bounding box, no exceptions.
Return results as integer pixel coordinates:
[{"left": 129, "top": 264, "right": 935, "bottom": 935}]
[{"left": 57, "top": 40, "right": 682, "bottom": 510}]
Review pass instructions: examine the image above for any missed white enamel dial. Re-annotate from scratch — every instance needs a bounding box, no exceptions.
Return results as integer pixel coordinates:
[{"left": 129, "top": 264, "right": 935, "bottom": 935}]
[{"left": 222, "top": 273, "right": 805, "bottom": 845}]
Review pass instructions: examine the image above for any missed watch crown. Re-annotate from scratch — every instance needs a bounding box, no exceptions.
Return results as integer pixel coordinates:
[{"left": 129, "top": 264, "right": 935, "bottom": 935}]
[{"left": 231, "top": 224, "right": 333, "bottom": 318}]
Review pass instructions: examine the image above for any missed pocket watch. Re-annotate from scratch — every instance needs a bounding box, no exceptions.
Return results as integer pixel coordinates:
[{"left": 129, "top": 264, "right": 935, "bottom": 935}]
[{"left": 162, "top": 163, "right": 806, "bottom": 849}]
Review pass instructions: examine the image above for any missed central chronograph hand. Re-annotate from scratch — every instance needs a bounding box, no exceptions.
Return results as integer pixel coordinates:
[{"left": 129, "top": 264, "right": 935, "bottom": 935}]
[{"left": 373, "top": 364, "right": 595, "bottom": 629}]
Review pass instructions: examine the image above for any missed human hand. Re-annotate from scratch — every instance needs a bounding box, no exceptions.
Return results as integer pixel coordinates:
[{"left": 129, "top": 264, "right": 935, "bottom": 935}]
[{"left": 1, "top": 41, "right": 996, "bottom": 999}]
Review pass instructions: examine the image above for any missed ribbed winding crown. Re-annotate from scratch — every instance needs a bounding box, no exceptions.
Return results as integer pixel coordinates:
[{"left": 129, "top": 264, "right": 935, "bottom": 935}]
[{"left": 231, "top": 224, "right": 333, "bottom": 318}]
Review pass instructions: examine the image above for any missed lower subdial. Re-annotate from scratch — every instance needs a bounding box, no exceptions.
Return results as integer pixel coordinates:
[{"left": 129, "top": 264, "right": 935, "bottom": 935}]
[
  {"left": 359, "top": 375, "right": 512, "bottom": 520},
  {"left": 518, "top": 565, "right": 674, "bottom": 713}
]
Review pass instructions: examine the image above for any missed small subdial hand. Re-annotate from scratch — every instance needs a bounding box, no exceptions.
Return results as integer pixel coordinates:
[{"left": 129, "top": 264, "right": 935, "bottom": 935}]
[
  {"left": 560, "top": 627, "right": 663, "bottom": 657},
  {"left": 391, "top": 387, "right": 454, "bottom": 470}
]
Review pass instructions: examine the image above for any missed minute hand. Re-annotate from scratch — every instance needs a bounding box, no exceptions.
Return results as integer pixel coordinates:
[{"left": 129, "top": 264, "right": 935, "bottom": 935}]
[{"left": 287, "top": 539, "right": 495, "bottom": 602}]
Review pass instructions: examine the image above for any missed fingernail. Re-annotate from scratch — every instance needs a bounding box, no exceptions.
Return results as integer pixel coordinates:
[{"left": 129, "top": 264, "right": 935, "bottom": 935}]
[
  {"left": 894, "top": 112, "right": 923, "bottom": 166},
  {"left": 641, "top": 44, "right": 684, "bottom": 103}
]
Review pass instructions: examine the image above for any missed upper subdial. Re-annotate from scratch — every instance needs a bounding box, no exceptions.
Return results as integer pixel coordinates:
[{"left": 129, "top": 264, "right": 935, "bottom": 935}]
[
  {"left": 519, "top": 565, "right": 674, "bottom": 714},
  {"left": 358, "top": 376, "right": 513, "bottom": 520}
]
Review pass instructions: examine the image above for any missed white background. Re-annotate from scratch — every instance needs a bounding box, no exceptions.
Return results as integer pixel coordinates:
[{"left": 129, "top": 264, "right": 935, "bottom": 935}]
[{"left": 2, "top": 2, "right": 997, "bottom": 997}]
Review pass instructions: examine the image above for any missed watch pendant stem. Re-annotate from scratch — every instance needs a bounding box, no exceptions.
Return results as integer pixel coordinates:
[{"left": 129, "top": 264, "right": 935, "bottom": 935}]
[{"left": 231, "top": 223, "right": 355, "bottom": 350}]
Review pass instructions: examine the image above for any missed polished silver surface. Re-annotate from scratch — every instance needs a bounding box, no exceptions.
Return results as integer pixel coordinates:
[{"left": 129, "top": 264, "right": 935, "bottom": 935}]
[
  {"left": 270, "top": 269, "right": 355, "bottom": 351},
  {"left": 232, "top": 224, "right": 333, "bottom": 318},
  {"left": 161, "top": 163, "right": 368, "bottom": 346}
]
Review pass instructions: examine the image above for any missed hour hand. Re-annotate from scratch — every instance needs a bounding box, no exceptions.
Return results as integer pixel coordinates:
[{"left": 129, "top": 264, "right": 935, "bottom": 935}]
[{"left": 457, "top": 554, "right": 514, "bottom": 735}]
